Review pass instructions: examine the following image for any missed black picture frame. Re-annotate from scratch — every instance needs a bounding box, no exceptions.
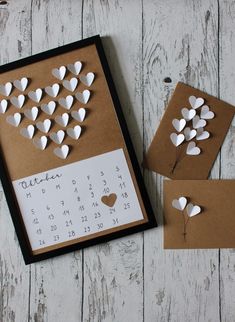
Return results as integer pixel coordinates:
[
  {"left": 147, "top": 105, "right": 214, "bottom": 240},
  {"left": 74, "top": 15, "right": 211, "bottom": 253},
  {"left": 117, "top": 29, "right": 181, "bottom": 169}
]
[{"left": 0, "top": 35, "right": 157, "bottom": 264}]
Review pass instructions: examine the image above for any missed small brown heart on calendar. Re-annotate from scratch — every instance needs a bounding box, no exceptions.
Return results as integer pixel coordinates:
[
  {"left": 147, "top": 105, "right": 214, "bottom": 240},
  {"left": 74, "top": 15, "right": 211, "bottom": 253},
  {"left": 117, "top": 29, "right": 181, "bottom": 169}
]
[{"left": 101, "top": 193, "right": 117, "bottom": 207}]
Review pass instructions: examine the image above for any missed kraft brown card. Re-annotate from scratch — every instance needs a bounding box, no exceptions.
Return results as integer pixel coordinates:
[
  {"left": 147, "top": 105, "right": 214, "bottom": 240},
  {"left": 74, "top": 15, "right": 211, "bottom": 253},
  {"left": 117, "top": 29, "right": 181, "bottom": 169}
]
[
  {"left": 0, "top": 36, "right": 156, "bottom": 264},
  {"left": 164, "top": 180, "right": 235, "bottom": 249},
  {"left": 144, "top": 82, "right": 235, "bottom": 179}
]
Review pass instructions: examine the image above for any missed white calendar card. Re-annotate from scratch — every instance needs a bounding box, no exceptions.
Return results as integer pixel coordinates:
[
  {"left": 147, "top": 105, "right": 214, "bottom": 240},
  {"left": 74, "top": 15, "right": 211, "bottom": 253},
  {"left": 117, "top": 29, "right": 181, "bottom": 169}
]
[{"left": 12, "top": 148, "right": 145, "bottom": 251}]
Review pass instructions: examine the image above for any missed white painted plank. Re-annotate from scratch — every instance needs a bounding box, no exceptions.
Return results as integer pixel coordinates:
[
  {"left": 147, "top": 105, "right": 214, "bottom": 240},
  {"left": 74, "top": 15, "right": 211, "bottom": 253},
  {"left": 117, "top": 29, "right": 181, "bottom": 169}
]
[
  {"left": 143, "top": 1, "right": 220, "bottom": 321},
  {"left": 82, "top": 1, "right": 144, "bottom": 321},
  {"left": 29, "top": 1, "right": 83, "bottom": 322},
  {"left": 218, "top": 1, "right": 235, "bottom": 321},
  {"left": 0, "top": 1, "right": 31, "bottom": 321}
]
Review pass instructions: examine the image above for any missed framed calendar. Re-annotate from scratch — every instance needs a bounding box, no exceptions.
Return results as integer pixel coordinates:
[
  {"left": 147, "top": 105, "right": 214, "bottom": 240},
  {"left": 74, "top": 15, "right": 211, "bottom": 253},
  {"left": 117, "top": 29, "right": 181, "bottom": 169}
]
[{"left": 0, "top": 35, "right": 156, "bottom": 264}]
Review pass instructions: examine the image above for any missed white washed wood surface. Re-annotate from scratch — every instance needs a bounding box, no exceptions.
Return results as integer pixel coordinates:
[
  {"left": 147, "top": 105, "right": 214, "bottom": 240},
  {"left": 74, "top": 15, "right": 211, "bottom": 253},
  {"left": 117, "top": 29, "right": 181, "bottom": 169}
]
[{"left": 0, "top": 1, "right": 234, "bottom": 321}]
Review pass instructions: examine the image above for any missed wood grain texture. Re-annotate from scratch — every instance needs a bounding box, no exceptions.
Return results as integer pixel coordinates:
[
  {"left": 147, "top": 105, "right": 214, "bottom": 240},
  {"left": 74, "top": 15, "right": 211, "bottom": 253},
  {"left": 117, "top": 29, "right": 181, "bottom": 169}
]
[
  {"left": 29, "top": 1, "right": 83, "bottom": 322},
  {"left": 143, "top": 1, "right": 220, "bottom": 321},
  {"left": 82, "top": 1, "right": 144, "bottom": 321},
  {"left": 219, "top": 1, "right": 235, "bottom": 322},
  {"left": 0, "top": 0, "right": 235, "bottom": 321},
  {"left": 0, "top": 1, "right": 31, "bottom": 322}
]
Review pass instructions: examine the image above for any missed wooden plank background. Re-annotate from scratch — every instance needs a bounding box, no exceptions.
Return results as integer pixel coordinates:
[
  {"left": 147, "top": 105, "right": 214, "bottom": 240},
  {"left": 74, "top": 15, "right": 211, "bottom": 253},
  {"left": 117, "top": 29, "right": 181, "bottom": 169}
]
[{"left": 0, "top": 0, "right": 235, "bottom": 321}]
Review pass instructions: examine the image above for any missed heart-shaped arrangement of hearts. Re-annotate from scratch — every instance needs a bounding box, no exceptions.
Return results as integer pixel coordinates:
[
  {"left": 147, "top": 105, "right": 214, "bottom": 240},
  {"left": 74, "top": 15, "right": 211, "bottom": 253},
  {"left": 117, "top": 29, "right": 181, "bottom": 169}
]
[{"left": 0, "top": 62, "right": 96, "bottom": 159}]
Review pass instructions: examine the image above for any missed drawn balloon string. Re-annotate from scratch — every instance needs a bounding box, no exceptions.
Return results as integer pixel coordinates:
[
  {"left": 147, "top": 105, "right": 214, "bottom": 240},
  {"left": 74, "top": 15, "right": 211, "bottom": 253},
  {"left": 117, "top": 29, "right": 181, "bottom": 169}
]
[{"left": 170, "top": 95, "right": 215, "bottom": 173}]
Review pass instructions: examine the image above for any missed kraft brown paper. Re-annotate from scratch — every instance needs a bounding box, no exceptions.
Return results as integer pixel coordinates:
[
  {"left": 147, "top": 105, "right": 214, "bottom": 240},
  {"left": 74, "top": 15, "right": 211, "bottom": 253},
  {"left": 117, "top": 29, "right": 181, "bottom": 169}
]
[
  {"left": 144, "top": 82, "right": 235, "bottom": 179},
  {"left": 0, "top": 44, "right": 149, "bottom": 254},
  {"left": 164, "top": 180, "right": 235, "bottom": 249}
]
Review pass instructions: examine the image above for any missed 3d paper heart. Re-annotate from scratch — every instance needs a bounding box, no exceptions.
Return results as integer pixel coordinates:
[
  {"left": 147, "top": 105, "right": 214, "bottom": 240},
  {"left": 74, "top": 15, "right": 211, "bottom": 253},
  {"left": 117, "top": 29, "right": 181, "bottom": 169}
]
[
  {"left": 41, "top": 101, "right": 56, "bottom": 115},
  {"left": 184, "top": 127, "right": 197, "bottom": 141},
  {"left": 24, "top": 107, "right": 39, "bottom": 121},
  {"left": 20, "top": 125, "right": 35, "bottom": 139},
  {"left": 186, "top": 141, "right": 201, "bottom": 155},
  {"left": 54, "top": 145, "right": 69, "bottom": 159},
  {"left": 79, "top": 72, "right": 95, "bottom": 87},
  {"left": 189, "top": 96, "right": 204, "bottom": 109},
  {"left": 62, "top": 78, "right": 78, "bottom": 92},
  {"left": 13, "top": 78, "right": 28, "bottom": 91},
  {"left": 0, "top": 82, "right": 12, "bottom": 96},
  {"left": 186, "top": 203, "right": 201, "bottom": 217},
  {"left": 52, "top": 66, "right": 66, "bottom": 80},
  {"left": 55, "top": 113, "right": 69, "bottom": 127},
  {"left": 172, "top": 119, "right": 186, "bottom": 132},
  {"left": 200, "top": 105, "right": 215, "bottom": 120},
  {"left": 28, "top": 89, "right": 43, "bottom": 103},
  {"left": 75, "top": 90, "right": 90, "bottom": 104},
  {"left": 6, "top": 113, "right": 21, "bottom": 127},
  {"left": 192, "top": 115, "right": 207, "bottom": 129},
  {"left": 172, "top": 197, "right": 187, "bottom": 211},
  {"left": 36, "top": 119, "right": 51, "bottom": 133},
  {"left": 67, "top": 125, "right": 82, "bottom": 140},
  {"left": 170, "top": 133, "right": 185, "bottom": 146},
  {"left": 0, "top": 99, "right": 8, "bottom": 113},
  {"left": 45, "top": 84, "right": 60, "bottom": 97},
  {"left": 33, "top": 136, "right": 47, "bottom": 150},
  {"left": 67, "top": 61, "right": 82, "bottom": 75},
  {"left": 49, "top": 130, "right": 65, "bottom": 144},
  {"left": 58, "top": 95, "right": 74, "bottom": 110},
  {"left": 181, "top": 108, "right": 196, "bottom": 121},
  {"left": 10, "top": 94, "right": 25, "bottom": 108},
  {"left": 196, "top": 128, "right": 210, "bottom": 141},
  {"left": 71, "top": 108, "right": 86, "bottom": 122}
]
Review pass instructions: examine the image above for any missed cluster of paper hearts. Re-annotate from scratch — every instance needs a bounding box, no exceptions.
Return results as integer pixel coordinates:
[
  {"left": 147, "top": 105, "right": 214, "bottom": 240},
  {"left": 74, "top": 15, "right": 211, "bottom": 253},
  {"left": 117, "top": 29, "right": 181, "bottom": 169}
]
[
  {"left": 52, "top": 61, "right": 95, "bottom": 86},
  {"left": 0, "top": 78, "right": 29, "bottom": 97},
  {"left": 172, "top": 196, "right": 201, "bottom": 217},
  {"left": 170, "top": 95, "right": 216, "bottom": 156}
]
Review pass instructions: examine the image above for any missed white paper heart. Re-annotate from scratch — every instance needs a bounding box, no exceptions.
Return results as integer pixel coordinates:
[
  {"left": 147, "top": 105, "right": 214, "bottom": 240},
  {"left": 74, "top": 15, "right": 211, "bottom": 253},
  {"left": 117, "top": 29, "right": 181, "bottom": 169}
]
[
  {"left": 55, "top": 113, "right": 69, "bottom": 127},
  {"left": 45, "top": 84, "right": 60, "bottom": 97},
  {"left": 58, "top": 95, "right": 74, "bottom": 110},
  {"left": 79, "top": 72, "right": 95, "bottom": 87},
  {"left": 33, "top": 136, "right": 47, "bottom": 150},
  {"left": 28, "top": 88, "right": 43, "bottom": 103},
  {"left": 52, "top": 66, "right": 66, "bottom": 80},
  {"left": 170, "top": 133, "right": 185, "bottom": 146},
  {"left": 184, "top": 127, "right": 197, "bottom": 141},
  {"left": 20, "top": 125, "right": 35, "bottom": 139},
  {"left": 50, "top": 130, "right": 65, "bottom": 144},
  {"left": 196, "top": 127, "right": 210, "bottom": 141},
  {"left": 67, "top": 125, "right": 82, "bottom": 140},
  {"left": 172, "top": 118, "right": 186, "bottom": 132},
  {"left": 67, "top": 61, "right": 82, "bottom": 75},
  {"left": 6, "top": 113, "right": 21, "bottom": 127},
  {"left": 0, "top": 99, "right": 8, "bottom": 113},
  {"left": 13, "top": 78, "right": 28, "bottom": 91},
  {"left": 41, "top": 101, "right": 56, "bottom": 115},
  {"left": 186, "top": 203, "right": 201, "bottom": 217},
  {"left": 36, "top": 119, "right": 51, "bottom": 133},
  {"left": 0, "top": 82, "right": 12, "bottom": 96},
  {"left": 71, "top": 108, "right": 86, "bottom": 122},
  {"left": 192, "top": 115, "right": 207, "bottom": 129},
  {"left": 200, "top": 105, "right": 215, "bottom": 120},
  {"left": 189, "top": 96, "right": 204, "bottom": 109},
  {"left": 172, "top": 197, "right": 187, "bottom": 211},
  {"left": 62, "top": 77, "right": 78, "bottom": 92},
  {"left": 186, "top": 141, "right": 201, "bottom": 155},
  {"left": 75, "top": 90, "right": 90, "bottom": 104},
  {"left": 181, "top": 108, "right": 196, "bottom": 121},
  {"left": 54, "top": 145, "right": 69, "bottom": 159},
  {"left": 24, "top": 107, "right": 39, "bottom": 121},
  {"left": 10, "top": 94, "right": 25, "bottom": 108}
]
